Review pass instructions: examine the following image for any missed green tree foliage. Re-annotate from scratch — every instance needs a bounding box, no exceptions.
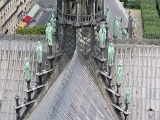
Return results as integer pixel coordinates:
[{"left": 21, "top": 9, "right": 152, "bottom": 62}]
[
  {"left": 15, "top": 26, "right": 46, "bottom": 35},
  {"left": 140, "top": 0, "right": 160, "bottom": 38},
  {"left": 120, "top": 0, "right": 128, "bottom": 6}
]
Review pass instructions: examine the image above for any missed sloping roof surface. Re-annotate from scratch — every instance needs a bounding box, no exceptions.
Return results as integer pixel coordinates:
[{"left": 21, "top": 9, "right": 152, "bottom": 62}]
[
  {"left": 27, "top": 4, "right": 40, "bottom": 18},
  {"left": 0, "top": 38, "right": 55, "bottom": 120},
  {"left": 28, "top": 50, "right": 115, "bottom": 120},
  {"left": 104, "top": 0, "right": 129, "bottom": 38},
  {"left": 111, "top": 43, "right": 160, "bottom": 120}
]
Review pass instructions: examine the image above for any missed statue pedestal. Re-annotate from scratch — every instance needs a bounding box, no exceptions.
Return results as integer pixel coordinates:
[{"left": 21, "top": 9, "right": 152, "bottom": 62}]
[
  {"left": 26, "top": 80, "right": 31, "bottom": 90},
  {"left": 48, "top": 45, "right": 53, "bottom": 56},
  {"left": 37, "top": 63, "right": 42, "bottom": 85},
  {"left": 108, "top": 65, "right": 112, "bottom": 76},
  {"left": 14, "top": 95, "right": 21, "bottom": 120}
]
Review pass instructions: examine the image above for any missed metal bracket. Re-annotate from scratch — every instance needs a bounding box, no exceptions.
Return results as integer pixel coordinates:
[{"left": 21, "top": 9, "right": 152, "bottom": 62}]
[
  {"left": 14, "top": 100, "right": 37, "bottom": 110},
  {"left": 112, "top": 104, "right": 131, "bottom": 115},
  {"left": 47, "top": 52, "right": 62, "bottom": 60},
  {"left": 105, "top": 87, "right": 120, "bottom": 97},
  {"left": 94, "top": 56, "right": 106, "bottom": 62},
  {"left": 36, "top": 69, "right": 54, "bottom": 76},
  {"left": 25, "top": 84, "right": 45, "bottom": 93}
]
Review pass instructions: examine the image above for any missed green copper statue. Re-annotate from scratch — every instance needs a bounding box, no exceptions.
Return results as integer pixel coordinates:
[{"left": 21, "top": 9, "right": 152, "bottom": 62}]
[
  {"left": 125, "top": 90, "right": 131, "bottom": 103},
  {"left": 50, "top": 18, "right": 56, "bottom": 33},
  {"left": 133, "top": 17, "right": 137, "bottom": 23},
  {"left": 108, "top": 43, "right": 115, "bottom": 66},
  {"left": 24, "top": 58, "right": 30, "bottom": 81},
  {"left": 51, "top": 13, "right": 55, "bottom": 19},
  {"left": 45, "top": 23, "right": 53, "bottom": 46},
  {"left": 113, "top": 17, "right": 120, "bottom": 38},
  {"left": 105, "top": 6, "right": 110, "bottom": 25},
  {"left": 99, "top": 24, "right": 106, "bottom": 48},
  {"left": 117, "top": 59, "right": 123, "bottom": 85},
  {"left": 122, "top": 27, "right": 129, "bottom": 39},
  {"left": 36, "top": 41, "right": 42, "bottom": 63}
]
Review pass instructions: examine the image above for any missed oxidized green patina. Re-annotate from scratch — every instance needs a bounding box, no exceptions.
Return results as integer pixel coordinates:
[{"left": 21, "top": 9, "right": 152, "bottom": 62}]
[
  {"left": 125, "top": 90, "right": 131, "bottom": 103},
  {"left": 24, "top": 58, "right": 30, "bottom": 81},
  {"left": 113, "top": 17, "right": 120, "bottom": 37},
  {"left": 36, "top": 41, "right": 42, "bottom": 63},
  {"left": 51, "top": 13, "right": 55, "bottom": 19},
  {"left": 99, "top": 24, "right": 106, "bottom": 48},
  {"left": 108, "top": 43, "right": 114, "bottom": 66},
  {"left": 50, "top": 18, "right": 56, "bottom": 33},
  {"left": 117, "top": 59, "right": 123, "bottom": 85},
  {"left": 45, "top": 23, "right": 53, "bottom": 46},
  {"left": 105, "top": 6, "right": 110, "bottom": 25},
  {"left": 122, "top": 27, "right": 129, "bottom": 39}
]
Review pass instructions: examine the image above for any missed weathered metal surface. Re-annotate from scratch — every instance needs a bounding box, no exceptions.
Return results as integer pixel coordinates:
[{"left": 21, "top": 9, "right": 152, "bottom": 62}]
[
  {"left": 77, "top": 26, "right": 93, "bottom": 58},
  {"left": 109, "top": 44, "right": 160, "bottom": 120},
  {"left": 104, "top": 0, "right": 129, "bottom": 38},
  {"left": 63, "top": 25, "right": 76, "bottom": 58},
  {"left": 0, "top": 34, "right": 58, "bottom": 120},
  {"left": 28, "top": 50, "right": 115, "bottom": 120}
]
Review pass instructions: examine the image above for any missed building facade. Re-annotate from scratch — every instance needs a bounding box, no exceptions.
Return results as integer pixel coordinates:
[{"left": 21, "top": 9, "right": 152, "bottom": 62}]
[{"left": 0, "top": 0, "right": 34, "bottom": 34}]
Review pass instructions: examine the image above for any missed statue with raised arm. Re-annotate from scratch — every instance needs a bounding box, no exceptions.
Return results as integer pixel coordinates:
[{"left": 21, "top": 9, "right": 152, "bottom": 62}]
[
  {"left": 113, "top": 17, "right": 120, "bottom": 38},
  {"left": 45, "top": 23, "right": 53, "bottom": 46},
  {"left": 122, "top": 27, "right": 129, "bottom": 39},
  {"left": 108, "top": 43, "right": 115, "bottom": 66},
  {"left": 117, "top": 59, "right": 123, "bottom": 85},
  {"left": 99, "top": 24, "right": 106, "bottom": 48},
  {"left": 36, "top": 41, "right": 42, "bottom": 64},
  {"left": 105, "top": 6, "right": 110, "bottom": 25},
  {"left": 24, "top": 58, "right": 30, "bottom": 81},
  {"left": 125, "top": 90, "right": 131, "bottom": 103}
]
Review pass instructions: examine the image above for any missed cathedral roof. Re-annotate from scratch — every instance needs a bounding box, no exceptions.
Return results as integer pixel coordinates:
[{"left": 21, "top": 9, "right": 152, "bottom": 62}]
[
  {"left": 28, "top": 50, "right": 115, "bottom": 120},
  {"left": 104, "top": 0, "right": 129, "bottom": 38}
]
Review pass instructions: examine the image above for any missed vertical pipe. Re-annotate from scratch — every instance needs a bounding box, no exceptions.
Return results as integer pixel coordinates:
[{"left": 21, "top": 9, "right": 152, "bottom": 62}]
[
  {"left": 108, "top": 66, "right": 111, "bottom": 76},
  {"left": 48, "top": 46, "right": 53, "bottom": 69},
  {"left": 62, "top": 0, "right": 64, "bottom": 20},
  {"left": 38, "top": 63, "right": 42, "bottom": 85},
  {"left": 116, "top": 84, "right": 121, "bottom": 106},
  {"left": 14, "top": 95, "right": 21, "bottom": 120},
  {"left": 93, "top": 0, "right": 95, "bottom": 20},
  {"left": 76, "top": 1, "right": 79, "bottom": 22},
  {"left": 27, "top": 80, "right": 31, "bottom": 90},
  {"left": 26, "top": 80, "right": 31, "bottom": 101}
]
